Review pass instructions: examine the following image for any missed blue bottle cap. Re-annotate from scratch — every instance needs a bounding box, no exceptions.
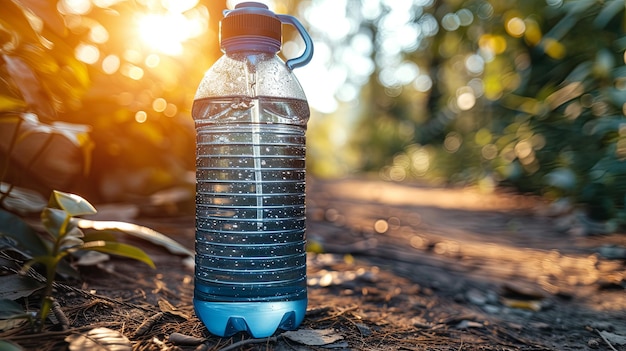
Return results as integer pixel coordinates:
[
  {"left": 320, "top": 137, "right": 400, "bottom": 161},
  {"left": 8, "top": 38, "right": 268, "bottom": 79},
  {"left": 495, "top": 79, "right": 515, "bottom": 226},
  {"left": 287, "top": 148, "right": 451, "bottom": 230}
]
[{"left": 220, "top": 2, "right": 313, "bottom": 70}]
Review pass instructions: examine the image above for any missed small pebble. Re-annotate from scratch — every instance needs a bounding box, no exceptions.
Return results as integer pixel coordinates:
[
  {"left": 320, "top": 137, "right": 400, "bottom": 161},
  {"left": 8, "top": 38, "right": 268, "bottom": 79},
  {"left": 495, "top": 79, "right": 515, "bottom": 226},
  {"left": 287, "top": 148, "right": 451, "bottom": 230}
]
[
  {"left": 466, "top": 288, "right": 487, "bottom": 305},
  {"left": 587, "top": 338, "right": 600, "bottom": 348}
]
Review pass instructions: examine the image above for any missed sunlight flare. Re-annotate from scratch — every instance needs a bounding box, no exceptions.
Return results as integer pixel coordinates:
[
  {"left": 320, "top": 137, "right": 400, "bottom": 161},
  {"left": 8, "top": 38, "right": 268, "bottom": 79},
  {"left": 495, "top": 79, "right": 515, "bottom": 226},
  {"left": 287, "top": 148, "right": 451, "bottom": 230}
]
[
  {"left": 137, "top": 13, "right": 185, "bottom": 55},
  {"left": 136, "top": 7, "right": 205, "bottom": 56}
]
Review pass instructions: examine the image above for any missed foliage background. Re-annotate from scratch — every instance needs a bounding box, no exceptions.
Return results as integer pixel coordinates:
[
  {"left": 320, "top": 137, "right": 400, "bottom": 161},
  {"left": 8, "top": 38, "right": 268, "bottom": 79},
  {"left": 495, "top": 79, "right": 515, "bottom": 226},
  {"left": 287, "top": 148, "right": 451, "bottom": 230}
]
[{"left": 1, "top": 0, "right": 625, "bottom": 228}]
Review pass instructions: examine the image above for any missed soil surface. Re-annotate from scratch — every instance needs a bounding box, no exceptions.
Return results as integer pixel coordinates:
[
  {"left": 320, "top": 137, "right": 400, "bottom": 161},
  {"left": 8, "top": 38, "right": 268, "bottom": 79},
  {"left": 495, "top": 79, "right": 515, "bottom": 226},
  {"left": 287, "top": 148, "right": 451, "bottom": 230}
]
[{"left": 2, "top": 177, "right": 626, "bottom": 350}]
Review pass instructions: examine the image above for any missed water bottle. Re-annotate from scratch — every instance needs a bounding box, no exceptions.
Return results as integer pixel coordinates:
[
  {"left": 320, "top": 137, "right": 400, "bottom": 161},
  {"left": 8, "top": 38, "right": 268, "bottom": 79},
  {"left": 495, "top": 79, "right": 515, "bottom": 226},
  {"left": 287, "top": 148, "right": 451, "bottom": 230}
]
[{"left": 192, "top": 2, "right": 314, "bottom": 338}]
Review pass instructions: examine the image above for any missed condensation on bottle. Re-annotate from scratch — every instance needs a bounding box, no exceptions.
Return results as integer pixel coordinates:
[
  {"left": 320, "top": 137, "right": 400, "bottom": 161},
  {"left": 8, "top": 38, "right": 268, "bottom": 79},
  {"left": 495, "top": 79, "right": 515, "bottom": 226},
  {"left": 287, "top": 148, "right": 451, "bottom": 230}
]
[{"left": 192, "top": 2, "right": 314, "bottom": 338}]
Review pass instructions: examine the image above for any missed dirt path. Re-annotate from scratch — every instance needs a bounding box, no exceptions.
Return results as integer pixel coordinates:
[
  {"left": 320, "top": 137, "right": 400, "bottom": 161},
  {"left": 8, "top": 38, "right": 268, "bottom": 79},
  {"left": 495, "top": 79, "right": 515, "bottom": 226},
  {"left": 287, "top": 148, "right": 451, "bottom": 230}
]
[
  {"left": 3, "top": 178, "right": 625, "bottom": 350},
  {"left": 305, "top": 178, "right": 626, "bottom": 350}
]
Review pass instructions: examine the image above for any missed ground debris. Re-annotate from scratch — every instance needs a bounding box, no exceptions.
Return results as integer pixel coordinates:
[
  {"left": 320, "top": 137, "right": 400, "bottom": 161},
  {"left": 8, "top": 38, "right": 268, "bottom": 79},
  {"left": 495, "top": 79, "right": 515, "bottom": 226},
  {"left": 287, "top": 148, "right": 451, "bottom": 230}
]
[
  {"left": 65, "top": 327, "right": 132, "bottom": 351},
  {"left": 3, "top": 178, "right": 625, "bottom": 351},
  {"left": 168, "top": 332, "right": 205, "bottom": 346},
  {"left": 282, "top": 328, "right": 344, "bottom": 346}
]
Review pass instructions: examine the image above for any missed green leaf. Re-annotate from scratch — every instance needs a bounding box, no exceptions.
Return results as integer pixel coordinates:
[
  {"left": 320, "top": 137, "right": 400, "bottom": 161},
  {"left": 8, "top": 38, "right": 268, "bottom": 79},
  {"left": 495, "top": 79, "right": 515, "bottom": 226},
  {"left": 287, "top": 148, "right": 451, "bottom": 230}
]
[
  {"left": 608, "top": 88, "right": 626, "bottom": 106},
  {"left": 59, "top": 234, "right": 84, "bottom": 251},
  {"left": 80, "top": 241, "right": 156, "bottom": 269},
  {"left": 588, "top": 116, "right": 626, "bottom": 136},
  {"left": 49, "top": 191, "right": 97, "bottom": 217},
  {"left": 545, "top": 168, "right": 577, "bottom": 190},
  {"left": 0, "top": 339, "right": 24, "bottom": 350},
  {"left": 0, "top": 275, "right": 43, "bottom": 301},
  {"left": 0, "top": 209, "right": 49, "bottom": 257},
  {"left": 593, "top": 0, "right": 624, "bottom": 29},
  {"left": 39, "top": 296, "right": 52, "bottom": 325},
  {"left": 82, "top": 231, "right": 118, "bottom": 242},
  {"left": 592, "top": 157, "right": 626, "bottom": 174},
  {"left": 75, "top": 219, "right": 194, "bottom": 258},
  {"left": 23, "top": 255, "right": 62, "bottom": 274},
  {"left": 20, "top": 252, "right": 79, "bottom": 280},
  {"left": 41, "top": 208, "right": 69, "bottom": 239},
  {"left": 0, "top": 299, "right": 25, "bottom": 318},
  {"left": 0, "top": 210, "right": 79, "bottom": 279}
]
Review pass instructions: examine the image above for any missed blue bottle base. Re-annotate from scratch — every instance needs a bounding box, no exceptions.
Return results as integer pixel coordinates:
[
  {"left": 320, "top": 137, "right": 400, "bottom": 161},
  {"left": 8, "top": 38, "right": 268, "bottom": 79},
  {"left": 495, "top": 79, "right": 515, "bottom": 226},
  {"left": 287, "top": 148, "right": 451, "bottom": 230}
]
[{"left": 194, "top": 299, "right": 307, "bottom": 338}]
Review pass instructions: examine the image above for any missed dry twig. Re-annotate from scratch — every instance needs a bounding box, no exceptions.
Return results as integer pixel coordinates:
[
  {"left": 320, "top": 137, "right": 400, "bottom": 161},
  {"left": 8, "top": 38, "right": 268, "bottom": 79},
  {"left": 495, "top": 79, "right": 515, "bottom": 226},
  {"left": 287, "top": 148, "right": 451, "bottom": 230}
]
[
  {"left": 596, "top": 329, "right": 619, "bottom": 351},
  {"left": 215, "top": 336, "right": 277, "bottom": 351}
]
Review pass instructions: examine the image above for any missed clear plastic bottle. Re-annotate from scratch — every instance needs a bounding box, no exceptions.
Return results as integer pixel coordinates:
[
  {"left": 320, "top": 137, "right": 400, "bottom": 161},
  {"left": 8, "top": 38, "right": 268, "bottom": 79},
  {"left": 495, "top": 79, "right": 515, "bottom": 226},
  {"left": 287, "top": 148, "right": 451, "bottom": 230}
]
[{"left": 192, "top": 2, "right": 314, "bottom": 338}]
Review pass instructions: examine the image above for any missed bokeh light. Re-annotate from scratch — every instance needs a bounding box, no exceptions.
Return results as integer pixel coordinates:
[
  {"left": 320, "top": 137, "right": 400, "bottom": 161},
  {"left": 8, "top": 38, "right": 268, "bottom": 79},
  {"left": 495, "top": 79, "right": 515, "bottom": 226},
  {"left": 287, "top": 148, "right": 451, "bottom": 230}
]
[
  {"left": 75, "top": 43, "right": 99, "bottom": 64},
  {"left": 135, "top": 110, "right": 148, "bottom": 123},
  {"left": 58, "top": 0, "right": 92, "bottom": 15},
  {"left": 102, "top": 54, "right": 120, "bottom": 74}
]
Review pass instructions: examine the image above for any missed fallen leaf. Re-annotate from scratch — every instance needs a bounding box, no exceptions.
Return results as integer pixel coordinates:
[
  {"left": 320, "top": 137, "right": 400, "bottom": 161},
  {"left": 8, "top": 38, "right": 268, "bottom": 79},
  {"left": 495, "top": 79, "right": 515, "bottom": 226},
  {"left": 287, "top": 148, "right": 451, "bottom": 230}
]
[
  {"left": 158, "top": 299, "right": 190, "bottom": 319},
  {"left": 0, "top": 275, "right": 43, "bottom": 301},
  {"left": 0, "top": 299, "right": 31, "bottom": 332},
  {"left": 1, "top": 114, "right": 89, "bottom": 192},
  {"left": 65, "top": 327, "right": 132, "bottom": 351},
  {"left": 0, "top": 183, "right": 46, "bottom": 214},
  {"left": 0, "top": 317, "right": 28, "bottom": 332},
  {"left": 282, "top": 329, "right": 344, "bottom": 346}
]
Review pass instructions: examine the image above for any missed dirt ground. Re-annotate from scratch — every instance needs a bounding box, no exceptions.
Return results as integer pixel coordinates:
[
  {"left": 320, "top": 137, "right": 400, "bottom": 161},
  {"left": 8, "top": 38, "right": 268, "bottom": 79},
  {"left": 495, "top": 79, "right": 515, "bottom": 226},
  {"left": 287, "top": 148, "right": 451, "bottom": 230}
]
[{"left": 2, "top": 177, "right": 626, "bottom": 350}]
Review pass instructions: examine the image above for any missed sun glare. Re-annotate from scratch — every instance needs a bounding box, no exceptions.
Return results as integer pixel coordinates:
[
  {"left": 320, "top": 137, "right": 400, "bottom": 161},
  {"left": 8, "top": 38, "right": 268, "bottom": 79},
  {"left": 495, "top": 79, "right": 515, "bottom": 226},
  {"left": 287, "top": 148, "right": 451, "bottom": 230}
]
[
  {"left": 136, "top": 2, "right": 206, "bottom": 57},
  {"left": 137, "top": 13, "right": 186, "bottom": 55}
]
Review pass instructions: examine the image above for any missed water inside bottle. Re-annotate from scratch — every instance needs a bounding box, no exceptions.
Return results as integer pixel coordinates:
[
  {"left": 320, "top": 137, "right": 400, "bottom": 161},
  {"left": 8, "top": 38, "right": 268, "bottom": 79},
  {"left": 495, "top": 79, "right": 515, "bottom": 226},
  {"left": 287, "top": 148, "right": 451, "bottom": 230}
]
[{"left": 192, "top": 96, "right": 309, "bottom": 337}]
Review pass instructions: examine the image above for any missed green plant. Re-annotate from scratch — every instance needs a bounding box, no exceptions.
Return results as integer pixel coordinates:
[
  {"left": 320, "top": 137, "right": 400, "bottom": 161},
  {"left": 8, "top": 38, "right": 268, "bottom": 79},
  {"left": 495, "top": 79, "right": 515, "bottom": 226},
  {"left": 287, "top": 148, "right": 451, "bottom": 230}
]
[{"left": 1, "top": 190, "right": 154, "bottom": 331}]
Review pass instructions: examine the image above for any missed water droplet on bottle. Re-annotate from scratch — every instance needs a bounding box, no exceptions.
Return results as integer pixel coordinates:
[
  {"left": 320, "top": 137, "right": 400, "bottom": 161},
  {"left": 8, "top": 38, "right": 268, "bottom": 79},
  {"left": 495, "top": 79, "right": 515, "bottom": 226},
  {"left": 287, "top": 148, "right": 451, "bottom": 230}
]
[{"left": 194, "top": 96, "right": 309, "bottom": 336}]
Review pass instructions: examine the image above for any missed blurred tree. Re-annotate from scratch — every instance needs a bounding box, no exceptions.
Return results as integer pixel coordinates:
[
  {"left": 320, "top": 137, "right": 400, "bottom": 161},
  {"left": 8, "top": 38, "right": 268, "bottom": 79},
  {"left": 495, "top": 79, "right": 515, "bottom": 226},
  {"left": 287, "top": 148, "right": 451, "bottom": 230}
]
[
  {"left": 302, "top": 0, "right": 626, "bottom": 228},
  {"left": 1, "top": 0, "right": 91, "bottom": 212},
  {"left": 0, "top": 0, "right": 226, "bottom": 211}
]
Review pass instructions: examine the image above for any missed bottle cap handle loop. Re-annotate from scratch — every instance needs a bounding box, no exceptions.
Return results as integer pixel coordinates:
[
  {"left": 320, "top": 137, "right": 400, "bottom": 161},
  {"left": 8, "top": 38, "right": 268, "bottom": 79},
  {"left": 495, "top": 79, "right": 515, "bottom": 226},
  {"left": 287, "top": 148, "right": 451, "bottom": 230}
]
[{"left": 277, "top": 15, "right": 314, "bottom": 70}]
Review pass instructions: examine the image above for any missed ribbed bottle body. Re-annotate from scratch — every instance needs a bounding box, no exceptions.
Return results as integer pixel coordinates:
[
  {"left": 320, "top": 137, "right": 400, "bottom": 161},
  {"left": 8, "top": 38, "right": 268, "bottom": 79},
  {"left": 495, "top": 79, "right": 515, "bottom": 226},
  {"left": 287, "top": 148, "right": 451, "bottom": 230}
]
[{"left": 192, "top": 95, "right": 308, "bottom": 337}]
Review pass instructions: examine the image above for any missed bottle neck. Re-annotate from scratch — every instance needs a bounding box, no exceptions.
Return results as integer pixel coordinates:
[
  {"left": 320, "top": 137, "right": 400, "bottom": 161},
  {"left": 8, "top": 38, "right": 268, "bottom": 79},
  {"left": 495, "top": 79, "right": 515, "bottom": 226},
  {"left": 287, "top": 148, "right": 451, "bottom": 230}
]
[{"left": 221, "top": 36, "right": 281, "bottom": 54}]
